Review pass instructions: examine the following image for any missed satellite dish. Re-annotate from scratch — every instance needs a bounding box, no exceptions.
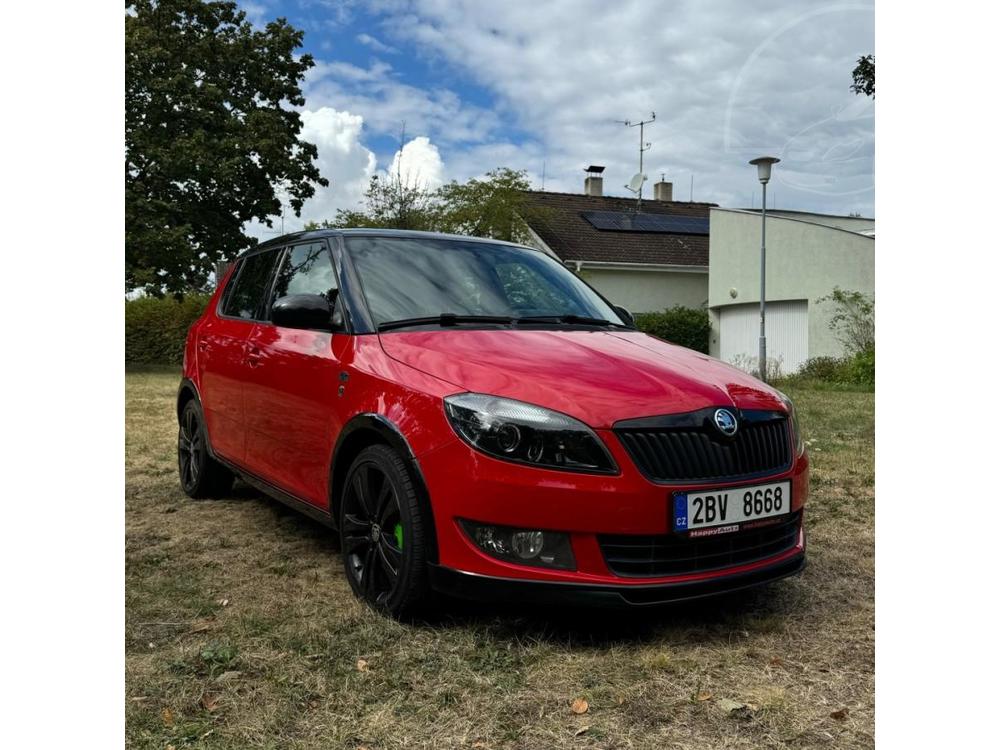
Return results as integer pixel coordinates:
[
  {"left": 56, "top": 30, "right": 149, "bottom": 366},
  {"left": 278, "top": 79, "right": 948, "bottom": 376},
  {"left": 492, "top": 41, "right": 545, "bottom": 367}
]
[{"left": 625, "top": 173, "right": 647, "bottom": 193}]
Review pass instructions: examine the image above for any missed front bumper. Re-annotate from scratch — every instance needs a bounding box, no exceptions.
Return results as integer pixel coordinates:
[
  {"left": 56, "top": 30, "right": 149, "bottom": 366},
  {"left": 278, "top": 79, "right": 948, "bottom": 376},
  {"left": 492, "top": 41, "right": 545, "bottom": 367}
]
[
  {"left": 416, "top": 430, "right": 810, "bottom": 593},
  {"left": 429, "top": 551, "right": 806, "bottom": 608}
]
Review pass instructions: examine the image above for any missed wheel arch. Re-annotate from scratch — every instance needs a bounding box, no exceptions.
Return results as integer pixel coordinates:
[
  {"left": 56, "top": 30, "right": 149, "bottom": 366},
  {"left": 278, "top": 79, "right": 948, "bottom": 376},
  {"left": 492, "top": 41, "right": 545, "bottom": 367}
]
[
  {"left": 329, "top": 414, "right": 439, "bottom": 563},
  {"left": 177, "top": 378, "right": 200, "bottom": 421}
]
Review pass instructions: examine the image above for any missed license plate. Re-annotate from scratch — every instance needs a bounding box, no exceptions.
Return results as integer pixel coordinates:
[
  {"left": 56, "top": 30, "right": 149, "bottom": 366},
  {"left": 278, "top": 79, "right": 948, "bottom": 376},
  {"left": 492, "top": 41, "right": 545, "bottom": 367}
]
[{"left": 673, "top": 481, "right": 791, "bottom": 534}]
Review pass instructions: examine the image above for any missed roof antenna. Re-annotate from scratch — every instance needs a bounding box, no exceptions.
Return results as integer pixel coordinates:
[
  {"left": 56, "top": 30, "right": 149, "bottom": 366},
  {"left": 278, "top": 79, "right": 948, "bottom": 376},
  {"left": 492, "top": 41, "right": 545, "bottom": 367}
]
[
  {"left": 690, "top": 174, "right": 694, "bottom": 202},
  {"left": 616, "top": 111, "right": 655, "bottom": 212},
  {"left": 541, "top": 158, "right": 546, "bottom": 191}
]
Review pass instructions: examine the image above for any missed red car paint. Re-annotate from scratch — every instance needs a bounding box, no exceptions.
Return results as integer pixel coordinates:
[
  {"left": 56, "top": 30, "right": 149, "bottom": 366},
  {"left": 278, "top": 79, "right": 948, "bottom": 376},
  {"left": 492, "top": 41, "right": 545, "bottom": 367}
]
[{"left": 184, "top": 249, "right": 807, "bottom": 596}]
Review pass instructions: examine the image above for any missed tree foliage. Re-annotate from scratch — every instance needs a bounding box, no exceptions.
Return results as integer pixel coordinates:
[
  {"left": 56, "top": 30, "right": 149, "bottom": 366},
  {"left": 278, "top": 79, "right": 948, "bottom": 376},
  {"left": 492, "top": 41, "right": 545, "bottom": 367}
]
[
  {"left": 851, "top": 54, "right": 875, "bottom": 98},
  {"left": 436, "top": 168, "right": 538, "bottom": 242},
  {"left": 818, "top": 287, "right": 875, "bottom": 355},
  {"left": 309, "top": 166, "right": 542, "bottom": 243},
  {"left": 126, "top": 0, "right": 327, "bottom": 296}
]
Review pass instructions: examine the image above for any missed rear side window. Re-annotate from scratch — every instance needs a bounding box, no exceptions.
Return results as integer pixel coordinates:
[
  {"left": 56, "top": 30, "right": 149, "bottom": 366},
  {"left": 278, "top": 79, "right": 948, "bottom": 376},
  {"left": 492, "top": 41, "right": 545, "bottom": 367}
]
[
  {"left": 222, "top": 250, "right": 279, "bottom": 320},
  {"left": 271, "top": 243, "right": 338, "bottom": 305}
]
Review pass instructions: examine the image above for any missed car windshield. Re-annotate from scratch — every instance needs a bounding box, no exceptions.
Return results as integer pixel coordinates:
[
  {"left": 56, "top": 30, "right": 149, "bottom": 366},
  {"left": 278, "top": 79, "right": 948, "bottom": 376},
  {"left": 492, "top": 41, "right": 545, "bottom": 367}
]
[{"left": 344, "top": 236, "right": 626, "bottom": 328}]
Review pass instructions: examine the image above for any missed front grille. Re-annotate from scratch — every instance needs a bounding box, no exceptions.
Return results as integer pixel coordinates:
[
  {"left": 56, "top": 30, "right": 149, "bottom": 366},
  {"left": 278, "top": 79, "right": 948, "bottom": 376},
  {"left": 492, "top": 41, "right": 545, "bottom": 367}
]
[
  {"left": 599, "top": 511, "right": 802, "bottom": 577},
  {"left": 615, "top": 410, "right": 791, "bottom": 483}
]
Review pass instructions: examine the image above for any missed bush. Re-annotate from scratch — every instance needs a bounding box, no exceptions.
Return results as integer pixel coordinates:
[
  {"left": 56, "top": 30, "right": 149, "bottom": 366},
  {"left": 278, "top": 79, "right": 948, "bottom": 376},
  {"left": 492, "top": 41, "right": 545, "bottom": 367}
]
[
  {"left": 846, "top": 347, "right": 875, "bottom": 387},
  {"left": 125, "top": 294, "right": 211, "bottom": 365},
  {"left": 633, "top": 306, "right": 710, "bottom": 353},
  {"left": 818, "top": 287, "right": 874, "bottom": 355},
  {"left": 798, "top": 356, "right": 847, "bottom": 381}
]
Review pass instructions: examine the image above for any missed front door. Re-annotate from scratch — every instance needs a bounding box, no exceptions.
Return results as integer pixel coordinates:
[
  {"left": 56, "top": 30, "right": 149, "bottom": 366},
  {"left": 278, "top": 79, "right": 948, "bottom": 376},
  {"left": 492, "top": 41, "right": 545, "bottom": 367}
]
[
  {"left": 198, "top": 249, "right": 281, "bottom": 463},
  {"left": 243, "top": 241, "right": 346, "bottom": 508}
]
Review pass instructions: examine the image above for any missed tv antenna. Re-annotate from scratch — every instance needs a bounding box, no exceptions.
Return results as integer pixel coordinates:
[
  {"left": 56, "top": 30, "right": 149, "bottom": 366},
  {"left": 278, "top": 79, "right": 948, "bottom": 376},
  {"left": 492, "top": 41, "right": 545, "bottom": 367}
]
[{"left": 616, "top": 112, "right": 655, "bottom": 211}]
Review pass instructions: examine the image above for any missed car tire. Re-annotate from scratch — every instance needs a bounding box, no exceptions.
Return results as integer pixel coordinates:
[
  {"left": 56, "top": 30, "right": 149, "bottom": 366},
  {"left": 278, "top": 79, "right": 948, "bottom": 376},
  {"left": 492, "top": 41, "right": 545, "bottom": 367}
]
[
  {"left": 178, "top": 400, "right": 234, "bottom": 499},
  {"left": 340, "top": 444, "right": 430, "bottom": 618}
]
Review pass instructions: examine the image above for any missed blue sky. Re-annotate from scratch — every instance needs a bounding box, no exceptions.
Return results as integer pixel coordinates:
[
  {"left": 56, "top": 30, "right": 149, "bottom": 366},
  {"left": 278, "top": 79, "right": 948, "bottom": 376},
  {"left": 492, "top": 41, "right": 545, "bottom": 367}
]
[{"left": 240, "top": 1, "right": 874, "bottom": 235}]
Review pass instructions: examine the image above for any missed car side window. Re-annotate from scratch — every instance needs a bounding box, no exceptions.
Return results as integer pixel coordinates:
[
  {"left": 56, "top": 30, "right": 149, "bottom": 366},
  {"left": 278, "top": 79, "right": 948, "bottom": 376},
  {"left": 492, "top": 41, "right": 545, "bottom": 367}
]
[
  {"left": 271, "top": 242, "right": 338, "bottom": 305},
  {"left": 221, "top": 250, "right": 280, "bottom": 320}
]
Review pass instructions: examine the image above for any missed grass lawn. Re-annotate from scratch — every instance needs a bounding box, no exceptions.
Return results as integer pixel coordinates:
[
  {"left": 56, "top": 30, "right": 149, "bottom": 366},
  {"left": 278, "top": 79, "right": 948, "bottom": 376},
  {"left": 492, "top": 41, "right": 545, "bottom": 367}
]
[{"left": 125, "top": 370, "right": 874, "bottom": 749}]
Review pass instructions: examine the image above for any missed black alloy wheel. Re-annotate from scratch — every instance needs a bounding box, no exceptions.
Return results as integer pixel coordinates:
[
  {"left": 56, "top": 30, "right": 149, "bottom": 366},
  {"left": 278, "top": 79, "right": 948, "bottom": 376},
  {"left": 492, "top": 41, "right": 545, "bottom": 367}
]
[
  {"left": 340, "top": 444, "right": 430, "bottom": 616},
  {"left": 178, "top": 400, "right": 234, "bottom": 499}
]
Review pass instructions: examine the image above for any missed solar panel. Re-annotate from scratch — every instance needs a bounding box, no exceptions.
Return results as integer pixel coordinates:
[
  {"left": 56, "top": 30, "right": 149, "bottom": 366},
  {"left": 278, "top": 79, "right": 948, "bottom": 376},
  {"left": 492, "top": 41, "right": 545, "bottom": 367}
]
[{"left": 582, "top": 211, "right": 709, "bottom": 235}]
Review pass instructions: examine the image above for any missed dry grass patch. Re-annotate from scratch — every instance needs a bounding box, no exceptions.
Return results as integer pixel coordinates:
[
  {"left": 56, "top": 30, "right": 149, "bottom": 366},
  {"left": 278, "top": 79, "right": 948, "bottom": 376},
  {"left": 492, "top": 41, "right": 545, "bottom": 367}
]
[{"left": 126, "top": 370, "right": 874, "bottom": 749}]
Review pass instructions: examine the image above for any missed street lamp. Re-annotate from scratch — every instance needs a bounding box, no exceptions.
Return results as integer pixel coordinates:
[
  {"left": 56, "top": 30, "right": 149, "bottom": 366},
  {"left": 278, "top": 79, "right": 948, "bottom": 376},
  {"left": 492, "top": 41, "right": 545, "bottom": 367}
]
[{"left": 749, "top": 156, "right": 780, "bottom": 381}]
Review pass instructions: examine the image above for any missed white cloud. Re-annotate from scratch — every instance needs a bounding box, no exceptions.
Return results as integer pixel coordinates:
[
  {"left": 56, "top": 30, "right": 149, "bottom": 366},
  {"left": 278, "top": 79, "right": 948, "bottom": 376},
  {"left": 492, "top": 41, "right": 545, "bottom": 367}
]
[
  {"left": 387, "top": 136, "right": 445, "bottom": 190},
  {"left": 243, "top": 108, "right": 449, "bottom": 238},
  {"left": 373, "top": 0, "right": 875, "bottom": 215},
  {"left": 303, "top": 59, "right": 502, "bottom": 147},
  {"left": 356, "top": 33, "right": 398, "bottom": 54},
  {"left": 245, "top": 106, "right": 377, "bottom": 238}
]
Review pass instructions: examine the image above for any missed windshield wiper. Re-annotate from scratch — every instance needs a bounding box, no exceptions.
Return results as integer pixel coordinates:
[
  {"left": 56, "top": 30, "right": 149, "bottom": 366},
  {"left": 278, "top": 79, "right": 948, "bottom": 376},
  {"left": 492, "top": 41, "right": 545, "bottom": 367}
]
[
  {"left": 515, "top": 314, "right": 624, "bottom": 327},
  {"left": 377, "top": 313, "right": 515, "bottom": 332}
]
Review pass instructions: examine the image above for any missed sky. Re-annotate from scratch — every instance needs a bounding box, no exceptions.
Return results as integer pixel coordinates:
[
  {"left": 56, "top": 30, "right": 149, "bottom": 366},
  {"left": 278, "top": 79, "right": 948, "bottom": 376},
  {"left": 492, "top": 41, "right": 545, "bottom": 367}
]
[{"left": 242, "top": 0, "right": 874, "bottom": 239}]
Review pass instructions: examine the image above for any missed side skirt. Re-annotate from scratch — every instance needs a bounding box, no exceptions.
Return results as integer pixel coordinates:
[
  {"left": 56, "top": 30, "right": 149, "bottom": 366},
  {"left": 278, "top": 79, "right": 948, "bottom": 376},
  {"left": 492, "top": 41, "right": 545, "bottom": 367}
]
[{"left": 213, "top": 453, "right": 337, "bottom": 530}]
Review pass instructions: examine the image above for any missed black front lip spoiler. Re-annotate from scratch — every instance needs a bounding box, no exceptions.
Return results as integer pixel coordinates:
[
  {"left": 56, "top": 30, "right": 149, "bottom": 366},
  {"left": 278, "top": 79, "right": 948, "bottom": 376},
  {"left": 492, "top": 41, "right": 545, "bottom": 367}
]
[{"left": 428, "top": 552, "right": 806, "bottom": 608}]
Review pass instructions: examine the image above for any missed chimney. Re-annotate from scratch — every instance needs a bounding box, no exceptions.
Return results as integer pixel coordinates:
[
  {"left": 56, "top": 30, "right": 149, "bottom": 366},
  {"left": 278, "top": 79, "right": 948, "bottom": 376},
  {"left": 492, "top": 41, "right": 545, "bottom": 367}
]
[
  {"left": 653, "top": 178, "right": 673, "bottom": 202},
  {"left": 584, "top": 165, "right": 605, "bottom": 196}
]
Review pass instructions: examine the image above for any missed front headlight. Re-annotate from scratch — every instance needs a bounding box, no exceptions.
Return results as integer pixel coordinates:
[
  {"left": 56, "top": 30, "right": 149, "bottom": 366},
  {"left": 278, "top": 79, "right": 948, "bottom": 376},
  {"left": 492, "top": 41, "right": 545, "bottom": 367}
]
[
  {"left": 777, "top": 391, "right": 805, "bottom": 457},
  {"left": 443, "top": 393, "right": 618, "bottom": 474}
]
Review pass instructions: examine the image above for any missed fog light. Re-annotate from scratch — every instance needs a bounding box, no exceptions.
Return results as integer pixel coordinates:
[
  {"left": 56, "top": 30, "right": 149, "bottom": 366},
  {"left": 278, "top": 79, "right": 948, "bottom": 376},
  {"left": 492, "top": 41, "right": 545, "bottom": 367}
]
[
  {"left": 511, "top": 530, "right": 544, "bottom": 559},
  {"left": 460, "top": 520, "right": 576, "bottom": 570}
]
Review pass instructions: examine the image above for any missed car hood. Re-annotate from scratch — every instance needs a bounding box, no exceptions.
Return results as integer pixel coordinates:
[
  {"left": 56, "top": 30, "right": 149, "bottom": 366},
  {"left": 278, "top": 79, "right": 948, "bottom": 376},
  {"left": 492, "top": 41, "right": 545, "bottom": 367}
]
[{"left": 378, "top": 329, "right": 786, "bottom": 428}]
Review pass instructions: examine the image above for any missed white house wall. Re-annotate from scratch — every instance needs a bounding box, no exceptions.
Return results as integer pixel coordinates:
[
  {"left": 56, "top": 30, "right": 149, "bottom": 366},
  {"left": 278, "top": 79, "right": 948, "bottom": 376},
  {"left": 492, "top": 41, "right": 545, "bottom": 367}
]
[
  {"left": 582, "top": 268, "right": 709, "bottom": 313},
  {"left": 708, "top": 208, "right": 874, "bottom": 364}
]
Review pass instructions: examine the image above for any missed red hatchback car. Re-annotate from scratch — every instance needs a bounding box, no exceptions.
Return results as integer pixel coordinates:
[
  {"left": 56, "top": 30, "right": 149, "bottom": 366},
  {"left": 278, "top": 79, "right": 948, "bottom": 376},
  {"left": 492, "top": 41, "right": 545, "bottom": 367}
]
[{"left": 178, "top": 230, "right": 807, "bottom": 616}]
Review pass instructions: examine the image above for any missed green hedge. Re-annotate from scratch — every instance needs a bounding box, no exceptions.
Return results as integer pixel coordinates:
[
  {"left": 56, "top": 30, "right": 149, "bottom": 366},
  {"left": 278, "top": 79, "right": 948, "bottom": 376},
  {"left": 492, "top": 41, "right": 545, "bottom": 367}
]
[
  {"left": 125, "top": 294, "right": 211, "bottom": 365},
  {"left": 633, "top": 306, "right": 710, "bottom": 353}
]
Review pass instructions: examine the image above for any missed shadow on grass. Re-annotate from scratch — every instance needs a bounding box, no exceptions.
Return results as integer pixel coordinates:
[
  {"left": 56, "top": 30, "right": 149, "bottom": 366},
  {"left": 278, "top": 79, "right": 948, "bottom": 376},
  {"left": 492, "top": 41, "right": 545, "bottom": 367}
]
[{"left": 226, "top": 479, "right": 818, "bottom": 650}]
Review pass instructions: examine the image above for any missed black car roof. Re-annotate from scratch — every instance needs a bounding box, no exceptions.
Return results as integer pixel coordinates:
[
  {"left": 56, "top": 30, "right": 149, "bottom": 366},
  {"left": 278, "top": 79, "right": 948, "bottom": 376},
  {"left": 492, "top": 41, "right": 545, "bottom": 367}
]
[{"left": 245, "top": 228, "right": 538, "bottom": 257}]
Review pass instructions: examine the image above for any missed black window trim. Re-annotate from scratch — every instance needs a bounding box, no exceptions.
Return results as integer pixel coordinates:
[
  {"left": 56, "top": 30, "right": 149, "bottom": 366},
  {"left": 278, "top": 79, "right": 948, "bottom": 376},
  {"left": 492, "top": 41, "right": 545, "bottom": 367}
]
[
  {"left": 262, "top": 238, "right": 342, "bottom": 326},
  {"left": 216, "top": 246, "right": 284, "bottom": 323}
]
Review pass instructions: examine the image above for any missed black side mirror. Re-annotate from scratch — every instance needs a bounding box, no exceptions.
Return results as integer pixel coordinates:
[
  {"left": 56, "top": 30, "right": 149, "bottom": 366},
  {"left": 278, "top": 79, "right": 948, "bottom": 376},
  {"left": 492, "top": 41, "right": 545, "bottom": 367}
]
[
  {"left": 613, "top": 305, "right": 635, "bottom": 327},
  {"left": 272, "top": 293, "right": 340, "bottom": 331}
]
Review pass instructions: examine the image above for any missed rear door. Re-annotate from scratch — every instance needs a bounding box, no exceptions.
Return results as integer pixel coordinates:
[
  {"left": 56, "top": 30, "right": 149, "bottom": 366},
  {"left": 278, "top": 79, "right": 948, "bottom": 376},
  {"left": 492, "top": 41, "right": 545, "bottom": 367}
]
[
  {"left": 243, "top": 240, "right": 346, "bottom": 507},
  {"left": 197, "top": 248, "right": 281, "bottom": 464}
]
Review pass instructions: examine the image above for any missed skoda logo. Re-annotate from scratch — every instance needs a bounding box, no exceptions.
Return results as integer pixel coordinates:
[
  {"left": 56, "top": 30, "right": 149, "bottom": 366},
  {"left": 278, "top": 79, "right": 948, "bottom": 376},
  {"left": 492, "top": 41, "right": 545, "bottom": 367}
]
[{"left": 713, "top": 408, "right": 738, "bottom": 437}]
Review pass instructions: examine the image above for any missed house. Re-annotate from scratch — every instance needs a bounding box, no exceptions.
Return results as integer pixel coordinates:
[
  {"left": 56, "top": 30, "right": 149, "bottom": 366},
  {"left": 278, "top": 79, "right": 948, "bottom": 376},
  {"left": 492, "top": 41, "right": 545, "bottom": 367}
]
[
  {"left": 708, "top": 208, "right": 875, "bottom": 374},
  {"left": 519, "top": 168, "right": 715, "bottom": 312}
]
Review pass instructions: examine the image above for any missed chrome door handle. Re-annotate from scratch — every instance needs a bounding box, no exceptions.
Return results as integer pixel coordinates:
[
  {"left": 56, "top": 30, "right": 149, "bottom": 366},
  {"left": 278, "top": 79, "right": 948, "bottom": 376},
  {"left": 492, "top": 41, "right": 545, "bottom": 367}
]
[{"left": 247, "top": 347, "right": 263, "bottom": 367}]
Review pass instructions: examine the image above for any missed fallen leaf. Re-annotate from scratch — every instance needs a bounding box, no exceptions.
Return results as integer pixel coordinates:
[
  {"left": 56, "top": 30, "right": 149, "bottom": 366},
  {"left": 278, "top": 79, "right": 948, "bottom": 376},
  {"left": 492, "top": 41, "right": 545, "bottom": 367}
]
[
  {"left": 697, "top": 691, "right": 713, "bottom": 702},
  {"left": 574, "top": 726, "right": 590, "bottom": 736},
  {"left": 769, "top": 657, "right": 784, "bottom": 666},
  {"left": 200, "top": 692, "right": 220, "bottom": 712},
  {"left": 356, "top": 658, "right": 370, "bottom": 672},
  {"left": 161, "top": 707, "right": 174, "bottom": 727},
  {"left": 830, "top": 708, "right": 850, "bottom": 721},
  {"left": 570, "top": 698, "right": 589, "bottom": 715}
]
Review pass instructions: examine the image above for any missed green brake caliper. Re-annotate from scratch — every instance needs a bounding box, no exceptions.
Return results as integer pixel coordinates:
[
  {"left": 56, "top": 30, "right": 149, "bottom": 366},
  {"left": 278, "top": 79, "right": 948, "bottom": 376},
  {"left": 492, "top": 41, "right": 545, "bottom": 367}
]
[{"left": 394, "top": 523, "right": 404, "bottom": 550}]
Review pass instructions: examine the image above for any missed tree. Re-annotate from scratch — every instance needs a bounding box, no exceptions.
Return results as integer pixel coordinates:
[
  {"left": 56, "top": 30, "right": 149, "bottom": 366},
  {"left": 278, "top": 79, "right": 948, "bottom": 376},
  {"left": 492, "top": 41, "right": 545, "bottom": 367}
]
[
  {"left": 126, "top": 0, "right": 327, "bottom": 296},
  {"left": 331, "top": 173, "right": 441, "bottom": 231},
  {"left": 436, "top": 167, "right": 537, "bottom": 242},
  {"left": 851, "top": 54, "right": 875, "bottom": 98},
  {"left": 312, "top": 165, "right": 543, "bottom": 243}
]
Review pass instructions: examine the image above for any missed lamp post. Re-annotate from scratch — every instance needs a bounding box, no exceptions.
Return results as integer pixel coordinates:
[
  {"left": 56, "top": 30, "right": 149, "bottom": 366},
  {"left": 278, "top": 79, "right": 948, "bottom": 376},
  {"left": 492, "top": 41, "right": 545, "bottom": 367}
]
[{"left": 749, "top": 156, "right": 780, "bottom": 381}]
